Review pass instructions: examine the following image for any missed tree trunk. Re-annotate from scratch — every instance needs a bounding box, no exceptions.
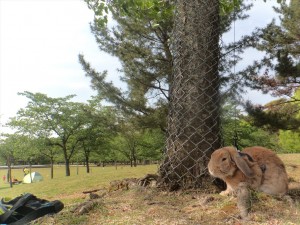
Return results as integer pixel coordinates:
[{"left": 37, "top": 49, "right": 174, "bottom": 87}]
[
  {"left": 65, "top": 158, "right": 71, "bottom": 176},
  {"left": 62, "top": 144, "right": 71, "bottom": 176},
  {"left": 50, "top": 158, "right": 54, "bottom": 179},
  {"left": 7, "top": 157, "right": 12, "bottom": 188},
  {"left": 86, "top": 156, "right": 90, "bottom": 173},
  {"left": 159, "top": 0, "right": 221, "bottom": 190},
  {"left": 130, "top": 159, "right": 133, "bottom": 167},
  {"left": 132, "top": 149, "right": 137, "bottom": 167}
]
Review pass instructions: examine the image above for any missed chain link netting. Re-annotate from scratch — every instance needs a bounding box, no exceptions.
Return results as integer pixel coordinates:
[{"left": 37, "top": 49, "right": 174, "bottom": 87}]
[{"left": 159, "top": 0, "right": 222, "bottom": 190}]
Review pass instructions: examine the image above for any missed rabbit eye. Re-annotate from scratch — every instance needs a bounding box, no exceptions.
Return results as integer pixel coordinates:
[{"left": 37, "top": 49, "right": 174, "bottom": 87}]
[{"left": 222, "top": 158, "right": 227, "bottom": 161}]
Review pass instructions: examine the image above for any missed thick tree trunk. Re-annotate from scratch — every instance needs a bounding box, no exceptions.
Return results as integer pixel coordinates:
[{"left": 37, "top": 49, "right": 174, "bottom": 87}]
[{"left": 159, "top": 0, "right": 221, "bottom": 190}]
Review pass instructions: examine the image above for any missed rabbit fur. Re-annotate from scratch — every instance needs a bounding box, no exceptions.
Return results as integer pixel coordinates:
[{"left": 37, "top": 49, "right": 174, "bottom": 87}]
[{"left": 208, "top": 146, "right": 288, "bottom": 196}]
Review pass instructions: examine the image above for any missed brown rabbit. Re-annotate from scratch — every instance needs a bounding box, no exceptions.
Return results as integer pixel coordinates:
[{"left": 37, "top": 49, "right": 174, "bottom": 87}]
[{"left": 208, "top": 146, "right": 288, "bottom": 196}]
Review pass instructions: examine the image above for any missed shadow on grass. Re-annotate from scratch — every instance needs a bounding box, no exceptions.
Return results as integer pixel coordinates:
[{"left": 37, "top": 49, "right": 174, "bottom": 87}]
[
  {"left": 0, "top": 186, "right": 14, "bottom": 191},
  {"left": 288, "top": 181, "right": 300, "bottom": 204}
]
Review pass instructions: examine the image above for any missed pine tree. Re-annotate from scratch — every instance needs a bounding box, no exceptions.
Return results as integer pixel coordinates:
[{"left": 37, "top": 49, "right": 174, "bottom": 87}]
[
  {"left": 80, "top": 0, "right": 174, "bottom": 131},
  {"left": 243, "top": 0, "right": 300, "bottom": 131},
  {"left": 80, "top": 0, "right": 251, "bottom": 189},
  {"left": 80, "top": 0, "right": 250, "bottom": 132}
]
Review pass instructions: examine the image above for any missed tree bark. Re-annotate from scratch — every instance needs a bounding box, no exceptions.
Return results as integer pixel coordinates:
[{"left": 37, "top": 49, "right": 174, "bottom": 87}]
[
  {"left": 86, "top": 156, "right": 90, "bottom": 173},
  {"left": 50, "top": 157, "right": 54, "bottom": 179},
  {"left": 7, "top": 157, "right": 13, "bottom": 188},
  {"left": 159, "top": 0, "right": 221, "bottom": 190},
  {"left": 62, "top": 144, "right": 71, "bottom": 176},
  {"left": 65, "top": 158, "right": 71, "bottom": 176}
]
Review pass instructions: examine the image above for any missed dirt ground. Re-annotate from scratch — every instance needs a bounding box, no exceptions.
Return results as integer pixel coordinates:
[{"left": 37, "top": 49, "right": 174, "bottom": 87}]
[
  {"left": 35, "top": 180, "right": 300, "bottom": 225},
  {"left": 31, "top": 157, "right": 300, "bottom": 225}
]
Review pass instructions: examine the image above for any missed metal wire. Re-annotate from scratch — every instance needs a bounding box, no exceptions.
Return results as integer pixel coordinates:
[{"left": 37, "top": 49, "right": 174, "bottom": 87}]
[{"left": 159, "top": 0, "right": 221, "bottom": 189}]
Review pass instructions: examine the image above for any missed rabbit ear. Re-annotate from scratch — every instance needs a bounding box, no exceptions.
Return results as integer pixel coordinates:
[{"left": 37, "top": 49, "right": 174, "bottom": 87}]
[{"left": 233, "top": 154, "right": 255, "bottom": 178}]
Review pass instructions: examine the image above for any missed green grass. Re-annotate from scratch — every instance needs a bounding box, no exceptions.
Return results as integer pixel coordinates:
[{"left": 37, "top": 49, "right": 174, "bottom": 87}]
[
  {"left": 1, "top": 155, "right": 299, "bottom": 225},
  {"left": 279, "top": 153, "right": 300, "bottom": 165},
  {"left": 1, "top": 154, "right": 299, "bottom": 202},
  {"left": 0, "top": 164, "right": 158, "bottom": 201}
]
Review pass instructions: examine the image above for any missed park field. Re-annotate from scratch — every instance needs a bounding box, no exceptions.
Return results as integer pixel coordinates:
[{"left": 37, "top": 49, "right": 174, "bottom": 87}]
[
  {"left": 0, "top": 164, "right": 158, "bottom": 201},
  {"left": 0, "top": 154, "right": 299, "bottom": 224}
]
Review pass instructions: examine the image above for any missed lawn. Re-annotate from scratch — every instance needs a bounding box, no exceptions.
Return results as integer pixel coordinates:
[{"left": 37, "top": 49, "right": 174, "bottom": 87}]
[
  {"left": 0, "top": 155, "right": 299, "bottom": 225},
  {"left": 0, "top": 164, "right": 158, "bottom": 202}
]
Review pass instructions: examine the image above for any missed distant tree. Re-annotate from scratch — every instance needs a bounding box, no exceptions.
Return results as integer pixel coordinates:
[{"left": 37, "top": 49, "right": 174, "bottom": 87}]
[
  {"left": 104, "top": 109, "right": 162, "bottom": 166},
  {"left": 8, "top": 92, "right": 87, "bottom": 176},
  {"left": 235, "top": 121, "right": 279, "bottom": 149},
  {"left": 246, "top": 84, "right": 300, "bottom": 132},
  {"left": 111, "top": 120, "right": 142, "bottom": 167},
  {"left": 245, "top": 88, "right": 300, "bottom": 153},
  {"left": 279, "top": 130, "right": 300, "bottom": 153},
  {"left": 245, "top": 97, "right": 300, "bottom": 131},
  {"left": 138, "top": 128, "right": 164, "bottom": 162},
  {"left": 77, "top": 100, "right": 117, "bottom": 173},
  {"left": 0, "top": 133, "right": 31, "bottom": 187},
  {"left": 0, "top": 134, "right": 37, "bottom": 163},
  {"left": 221, "top": 101, "right": 278, "bottom": 149},
  {"left": 38, "top": 137, "right": 61, "bottom": 179},
  {"left": 277, "top": 88, "right": 300, "bottom": 152}
]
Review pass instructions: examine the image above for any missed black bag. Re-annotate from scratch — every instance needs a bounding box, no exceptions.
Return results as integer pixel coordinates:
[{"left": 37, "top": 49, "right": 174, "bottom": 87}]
[{"left": 0, "top": 193, "right": 64, "bottom": 225}]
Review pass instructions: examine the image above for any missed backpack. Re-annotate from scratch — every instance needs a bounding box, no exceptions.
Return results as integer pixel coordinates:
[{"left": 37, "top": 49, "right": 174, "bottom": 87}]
[{"left": 0, "top": 193, "right": 64, "bottom": 225}]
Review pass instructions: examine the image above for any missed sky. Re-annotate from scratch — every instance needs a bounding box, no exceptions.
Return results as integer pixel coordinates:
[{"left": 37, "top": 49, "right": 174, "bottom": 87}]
[{"left": 0, "top": 0, "right": 281, "bottom": 130}]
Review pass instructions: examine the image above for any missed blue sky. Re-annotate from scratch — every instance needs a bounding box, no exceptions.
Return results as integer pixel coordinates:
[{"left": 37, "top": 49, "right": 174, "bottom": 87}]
[{"left": 0, "top": 0, "right": 281, "bottom": 128}]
